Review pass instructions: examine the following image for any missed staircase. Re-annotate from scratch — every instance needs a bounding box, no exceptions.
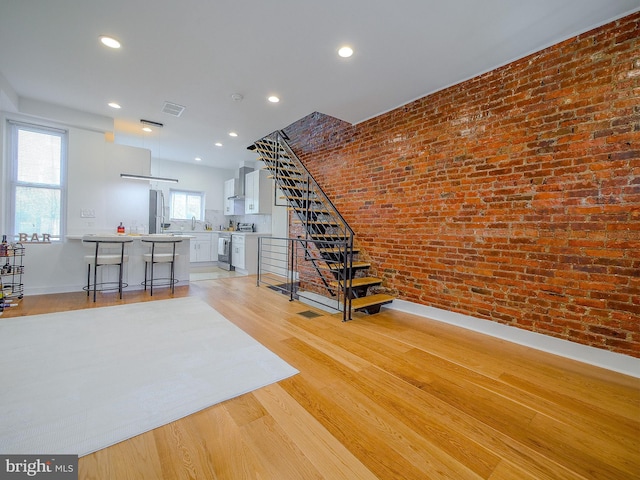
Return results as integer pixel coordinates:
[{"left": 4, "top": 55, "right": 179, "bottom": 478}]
[{"left": 251, "top": 131, "right": 393, "bottom": 319}]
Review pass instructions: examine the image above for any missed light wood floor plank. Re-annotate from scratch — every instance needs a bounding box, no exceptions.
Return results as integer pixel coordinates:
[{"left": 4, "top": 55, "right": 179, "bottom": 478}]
[
  {"left": 3, "top": 276, "right": 638, "bottom": 479},
  {"left": 252, "top": 384, "right": 378, "bottom": 480}
]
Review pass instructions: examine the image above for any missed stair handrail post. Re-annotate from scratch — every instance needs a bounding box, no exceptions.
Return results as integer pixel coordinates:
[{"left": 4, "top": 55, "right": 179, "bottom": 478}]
[
  {"left": 341, "top": 238, "right": 348, "bottom": 322},
  {"left": 257, "top": 236, "right": 262, "bottom": 287},
  {"left": 289, "top": 237, "right": 296, "bottom": 302},
  {"left": 347, "top": 235, "right": 354, "bottom": 320}
]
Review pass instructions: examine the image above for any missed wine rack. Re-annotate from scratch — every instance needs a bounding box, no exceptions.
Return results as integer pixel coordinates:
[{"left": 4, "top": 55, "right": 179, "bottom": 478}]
[{"left": 0, "top": 242, "right": 25, "bottom": 313}]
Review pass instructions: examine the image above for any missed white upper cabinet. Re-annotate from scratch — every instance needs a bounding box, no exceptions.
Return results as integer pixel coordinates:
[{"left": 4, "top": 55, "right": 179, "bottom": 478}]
[
  {"left": 224, "top": 178, "right": 244, "bottom": 215},
  {"left": 244, "top": 169, "right": 273, "bottom": 215}
]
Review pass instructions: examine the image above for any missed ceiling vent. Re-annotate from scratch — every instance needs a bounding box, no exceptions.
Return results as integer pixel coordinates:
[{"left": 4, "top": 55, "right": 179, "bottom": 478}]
[{"left": 162, "top": 101, "right": 185, "bottom": 117}]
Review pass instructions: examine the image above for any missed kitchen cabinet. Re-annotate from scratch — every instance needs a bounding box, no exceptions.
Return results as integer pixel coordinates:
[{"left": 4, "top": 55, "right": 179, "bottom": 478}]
[
  {"left": 224, "top": 178, "right": 244, "bottom": 216},
  {"left": 189, "top": 233, "right": 214, "bottom": 263},
  {"left": 232, "top": 234, "right": 245, "bottom": 270},
  {"left": 244, "top": 169, "right": 273, "bottom": 215},
  {"left": 231, "top": 234, "right": 267, "bottom": 274}
]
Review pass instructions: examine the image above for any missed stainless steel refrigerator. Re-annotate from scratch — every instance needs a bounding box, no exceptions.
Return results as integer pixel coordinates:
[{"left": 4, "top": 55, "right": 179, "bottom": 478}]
[{"left": 148, "top": 189, "right": 165, "bottom": 234}]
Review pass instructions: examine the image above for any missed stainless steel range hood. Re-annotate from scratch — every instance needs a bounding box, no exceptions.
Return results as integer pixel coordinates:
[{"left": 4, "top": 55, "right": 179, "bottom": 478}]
[{"left": 227, "top": 166, "right": 254, "bottom": 199}]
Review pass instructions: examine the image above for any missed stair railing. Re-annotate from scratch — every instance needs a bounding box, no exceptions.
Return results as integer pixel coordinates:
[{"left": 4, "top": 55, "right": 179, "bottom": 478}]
[
  {"left": 252, "top": 131, "right": 354, "bottom": 319},
  {"left": 257, "top": 236, "right": 353, "bottom": 321}
]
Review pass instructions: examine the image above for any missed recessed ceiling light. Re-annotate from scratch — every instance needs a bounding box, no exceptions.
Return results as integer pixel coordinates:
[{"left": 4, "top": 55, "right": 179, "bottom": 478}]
[
  {"left": 142, "top": 127, "right": 152, "bottom": 133},
  {"left": 338, "top": 46, "right": 353, "bottom": 58},
  {"left": 99, "top": 35, "right": 121, "bottom": 49},
  {"left": 268, "top": 95, "right": 280, "bottom": 103},
  {"left": 215, "top": 142, "right": 223, "bottom": 147},
  {"left": 228, "top": 132, "right": 238, "bottom": 137},
  {"left": 195, "top": 157, "right": 202, "bottom": 162},
  {"left": 108, "top": 102, "right": 121, "bottom": 109}
]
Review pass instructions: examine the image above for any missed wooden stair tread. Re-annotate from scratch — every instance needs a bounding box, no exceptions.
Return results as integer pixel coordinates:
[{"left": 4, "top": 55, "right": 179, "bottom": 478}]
[
  {"left": 254, "top": 145, "right": 286, "bottom": 154},
  {"left": 293, "top": 219, "right": 343, "bottom": 226},
  {"left": 281, "top": 185, "right": 319, "bottom": 192},
  {"left": 322, "top": 261, "right": 371, "bottom": 271},
  {"left": 262, "top": 160, "right": 297, "bottom": 170},
  {"left": 309, "top": 234, "right": 350, "bottom": 239},
  {"left": 329, "top": 276, "right": 382, "bottom": 288},
  {"left": 351, "top": 294, "right": 394, "bottom": 310},
  {"left": 289, "top": 207, "right": 332, "bottom": 214},
  {"left": 319, "top": 247, "right": 360, "bottom": 254},
  {"left": 288, "top": 196, "right": 324, "bottom": 203},
  {"left": 269, "top": 172, "right": 305, "bottom": 179}
]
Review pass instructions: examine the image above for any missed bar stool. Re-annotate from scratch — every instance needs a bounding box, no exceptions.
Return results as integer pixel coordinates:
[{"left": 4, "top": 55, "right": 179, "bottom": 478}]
[
  {"left": 141, "top": 236, "right": 183, "bottom": 296},
  {"left": 82, "top": 235, "right": 133, "bottom": 302}
]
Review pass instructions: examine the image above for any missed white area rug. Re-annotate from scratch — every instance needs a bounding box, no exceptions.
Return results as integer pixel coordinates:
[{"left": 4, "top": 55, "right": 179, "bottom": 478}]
[{"left": 0, "top": 297, "right": 298, "bottom": 456}]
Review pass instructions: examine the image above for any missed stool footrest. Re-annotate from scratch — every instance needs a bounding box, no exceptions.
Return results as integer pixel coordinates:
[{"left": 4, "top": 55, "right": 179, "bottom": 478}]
[
  {"left": 141, "top": 278, "right": 178, "bottom": 288},
  {"left": 83, "top": 281, "right": 129, "bottom": 293}
]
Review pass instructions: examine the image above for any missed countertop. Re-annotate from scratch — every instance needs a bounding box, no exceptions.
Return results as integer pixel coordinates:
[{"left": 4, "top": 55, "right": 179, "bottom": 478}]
[
  {"left": 167, "top": 230, "right": 271, "bottom": 236},
  {"left": 66, "top": 233, "right": 195, "bottom": 240},
  {"left": 66, "top": 231, "right": 272, "bottom": 240}
]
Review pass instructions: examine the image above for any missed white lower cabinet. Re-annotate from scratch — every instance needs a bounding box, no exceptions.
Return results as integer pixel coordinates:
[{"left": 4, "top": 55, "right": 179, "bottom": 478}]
[
  {"left": 232, "top": 234, "right": 266, "bottom": 274},
  {"left": 189, "top": 233, "right": 215, "bottom": 263},
  {"left": 232, "top": 235, "right": 245, "bottom": 270}
]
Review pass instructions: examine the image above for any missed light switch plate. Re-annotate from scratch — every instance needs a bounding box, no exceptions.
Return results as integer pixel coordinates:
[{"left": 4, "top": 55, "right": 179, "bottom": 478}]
[{"left": 81, "top": 209, "right": 95, "bottom": 218}]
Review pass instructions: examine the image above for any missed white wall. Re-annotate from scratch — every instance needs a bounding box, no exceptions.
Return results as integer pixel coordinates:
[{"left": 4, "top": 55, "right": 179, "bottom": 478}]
[
  {"left": 67, "top": 131, "right": 151, "bottom": 235},
  {"left": 1, "top": 111, "right": 150, "bottom": 235},
  {"left": 151, "top": 158, "right": 265, "bottom": 233},
  {"left": 152, "top": 158, "right": 234, "bottom": 214}
]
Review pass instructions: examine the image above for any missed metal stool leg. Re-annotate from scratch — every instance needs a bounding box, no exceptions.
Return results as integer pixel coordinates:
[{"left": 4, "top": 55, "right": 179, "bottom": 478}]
[
  {"left": 150, "top": 242, "right": 155, "bottom": 296},
  {"left": 170, "top": 242, "right": 176, "bottom": 294},
  {"left": 92, "top": 243, "right": 98, "bottom": 302},
  {"left": 118, "top": 242, "right": 125, "bottom": 299}
]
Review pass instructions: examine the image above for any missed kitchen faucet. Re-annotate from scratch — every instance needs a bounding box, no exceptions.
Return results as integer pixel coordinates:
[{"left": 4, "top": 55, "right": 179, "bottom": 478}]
[{"left": 191, "top": 216, "right": 196, "bottom": 230}]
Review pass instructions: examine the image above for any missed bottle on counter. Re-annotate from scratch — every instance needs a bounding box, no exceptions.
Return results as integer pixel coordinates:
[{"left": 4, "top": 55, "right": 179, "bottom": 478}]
[
  {"left": 117, "top": 222, "right": 125, "bottom": 234},
  {"left": 0, "top": 235, "right": 7, "bottom": 256}
]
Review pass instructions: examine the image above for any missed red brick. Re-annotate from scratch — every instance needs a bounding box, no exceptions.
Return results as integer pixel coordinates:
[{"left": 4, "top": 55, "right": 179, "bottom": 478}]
[{"left": 282, "top": 13, "right": 640, "bottom": 358}]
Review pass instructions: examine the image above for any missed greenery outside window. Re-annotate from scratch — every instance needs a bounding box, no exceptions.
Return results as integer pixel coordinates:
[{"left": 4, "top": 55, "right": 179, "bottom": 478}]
[
  {"left": 170, "top": 189, "right": 204, "bottom": 221},
  {"left": 8, "top": 121, "right": 67, "bottom": 242}
]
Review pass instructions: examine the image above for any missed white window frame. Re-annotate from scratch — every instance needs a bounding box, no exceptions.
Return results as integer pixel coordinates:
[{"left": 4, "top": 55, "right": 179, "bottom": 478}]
[
  {"left": 7, "top": 120, "right": 68, "bottom": 242},
  {"left": 169, "top": 189, "right": 204, "bottom": 221}
]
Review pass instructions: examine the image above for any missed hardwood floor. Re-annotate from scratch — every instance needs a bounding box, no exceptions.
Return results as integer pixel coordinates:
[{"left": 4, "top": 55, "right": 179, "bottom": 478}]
[{"left": 3, "top": 276, "right": 639, "bottom": 479}]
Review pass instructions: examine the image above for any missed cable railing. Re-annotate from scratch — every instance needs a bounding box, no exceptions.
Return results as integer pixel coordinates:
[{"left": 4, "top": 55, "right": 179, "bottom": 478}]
[{"left": 257, "top": 236, "right": 354, "bottom": 321}]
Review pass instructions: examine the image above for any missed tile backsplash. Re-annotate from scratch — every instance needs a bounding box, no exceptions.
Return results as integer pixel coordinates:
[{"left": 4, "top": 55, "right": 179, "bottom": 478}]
[{"left": 167, "top": 210, "right": 272, "bottom": 233}]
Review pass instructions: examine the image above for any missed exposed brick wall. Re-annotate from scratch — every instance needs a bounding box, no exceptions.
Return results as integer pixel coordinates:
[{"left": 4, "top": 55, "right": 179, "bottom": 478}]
[{"left": 282, "top": 13, "right": 640, "bottom": 358}]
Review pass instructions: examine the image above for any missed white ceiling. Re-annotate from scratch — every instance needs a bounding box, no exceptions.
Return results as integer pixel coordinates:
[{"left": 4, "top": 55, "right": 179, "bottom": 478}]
[{"left": 1, "top": 0, "right": 638, "bottom": 170}]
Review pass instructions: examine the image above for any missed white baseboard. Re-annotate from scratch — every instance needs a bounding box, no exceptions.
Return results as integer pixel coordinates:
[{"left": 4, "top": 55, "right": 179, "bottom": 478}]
[{"left": 384, "top": 299, "right": 640, "bottom": 378}]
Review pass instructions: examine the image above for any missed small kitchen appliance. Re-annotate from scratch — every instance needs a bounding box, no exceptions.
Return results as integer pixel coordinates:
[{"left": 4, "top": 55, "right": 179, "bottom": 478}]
[{"left": 236, "top": 223, "right": 255, "bottom": 232}]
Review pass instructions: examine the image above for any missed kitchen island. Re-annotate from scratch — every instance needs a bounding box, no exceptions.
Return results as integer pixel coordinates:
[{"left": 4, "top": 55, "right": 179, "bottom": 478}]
[{"left": 21, "top": 234, "right": 191, "bottom": 296}]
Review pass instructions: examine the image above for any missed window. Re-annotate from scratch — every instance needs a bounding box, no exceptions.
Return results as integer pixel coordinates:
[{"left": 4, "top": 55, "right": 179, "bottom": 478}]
[
  {"left": 169, "top": 189, "right": 204, "bottom": 221},
  {"left": 8, "top": 121, "right": 67, "bottom": 242}
]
